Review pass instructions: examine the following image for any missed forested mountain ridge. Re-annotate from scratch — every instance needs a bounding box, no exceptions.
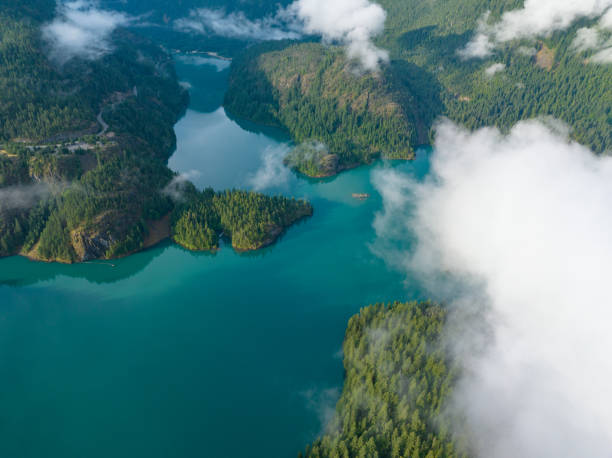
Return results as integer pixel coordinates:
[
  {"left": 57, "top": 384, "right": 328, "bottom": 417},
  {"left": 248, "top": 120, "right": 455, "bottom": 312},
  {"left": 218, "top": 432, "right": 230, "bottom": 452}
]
[
  {"left": 225, "top": 42, "right": 419, "bottom": 177},
  {"left": 0, "top": 2, "right": 189, "bottom": 262},
  {"left": 377, "top": 0, "right": 612, "bottom": 154},
  {"left": 224, "top": 0, "right": 611, "bottom": 170},
  {"left": 0, "top": 4, "right": 312, "bottom": 262},
  {"left": 0, "top": 6, "right": 91, "bottom": 142},
  {"left": 303, "top": 301, "right": 466, "bottom": 458}
]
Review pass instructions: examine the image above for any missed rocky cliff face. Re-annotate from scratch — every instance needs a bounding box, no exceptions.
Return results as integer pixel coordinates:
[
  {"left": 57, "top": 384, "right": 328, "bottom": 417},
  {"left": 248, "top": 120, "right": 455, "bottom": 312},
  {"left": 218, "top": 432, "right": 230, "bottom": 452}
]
[{"left": 71, "top": 230, "right": 115, "bottom": 261}]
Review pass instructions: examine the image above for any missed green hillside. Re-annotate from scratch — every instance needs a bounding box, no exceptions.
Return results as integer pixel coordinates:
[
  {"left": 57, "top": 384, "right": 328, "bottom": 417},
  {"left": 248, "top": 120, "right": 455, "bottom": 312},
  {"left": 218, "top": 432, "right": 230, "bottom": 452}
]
[
  {"left": 378, "top": 0, "right": 612, "bottom": 153},
  {"left": 0, "top": 5, "right": 311, "bottom": 262},
  {"left": 225, "top": 0, "right": 611, "bottom": 172},
  {"left": 225, "top": 42, "right": 420, "bottom": 177},
  {"left": 303, "top": 301, "right": 466, "bottom": 458}
]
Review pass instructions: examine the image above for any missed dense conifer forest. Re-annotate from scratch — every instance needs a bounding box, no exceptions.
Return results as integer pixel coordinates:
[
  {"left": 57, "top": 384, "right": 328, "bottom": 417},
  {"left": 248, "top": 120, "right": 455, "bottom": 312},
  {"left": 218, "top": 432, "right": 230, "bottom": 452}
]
[
  {"left": 0, "top": 2, "right": 312, "bottom": 262},
  {"left": 172, "top": 186, "right": 312, "bottom": 252},
  {"left": 0, "top": 2, "right": 187, "bottom": 261},
  {"left": 303, "top": 301, "right": 465, "bottom": 458},
  {"left": 225, "top": 42, "right": 417, "bottom": 176},
  {"left": 224, "top": 0, "right": 611, "bottom": 171},
  {"left": 2, "top": 0, "right": 610, "bottom": 456},
  {"left": 378, "top": 0, "right": 612, "bottom": 154}
]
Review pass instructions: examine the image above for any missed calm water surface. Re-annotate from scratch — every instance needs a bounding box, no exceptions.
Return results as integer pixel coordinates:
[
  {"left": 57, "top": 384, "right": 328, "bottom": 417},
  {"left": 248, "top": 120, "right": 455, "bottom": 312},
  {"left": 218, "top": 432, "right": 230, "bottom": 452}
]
[{"left": 0, "top": 56, "right": 431, "bottom": 458}]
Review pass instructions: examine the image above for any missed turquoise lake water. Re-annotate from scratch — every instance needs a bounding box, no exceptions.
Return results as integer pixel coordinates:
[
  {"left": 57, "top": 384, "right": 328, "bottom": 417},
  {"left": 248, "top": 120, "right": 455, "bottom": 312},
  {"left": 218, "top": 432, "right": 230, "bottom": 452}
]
[{"left": 0, "top": 56, "right": 430, "bottom": 457}]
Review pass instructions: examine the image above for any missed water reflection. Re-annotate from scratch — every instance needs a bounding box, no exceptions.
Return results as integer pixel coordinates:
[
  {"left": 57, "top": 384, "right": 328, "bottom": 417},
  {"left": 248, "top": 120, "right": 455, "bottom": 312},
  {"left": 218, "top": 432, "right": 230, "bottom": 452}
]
[
  {"left": 174, "top": 54, "right": 231, "bottom": 114},
  {"left": 0, "top": 242, "right": 171, "bottom": 286},
  {"left": 225, "top": 109, "right": 290, "bottom": 140},
  {"left": 0, "top": 54, "right": 437, "bottom": 458}
]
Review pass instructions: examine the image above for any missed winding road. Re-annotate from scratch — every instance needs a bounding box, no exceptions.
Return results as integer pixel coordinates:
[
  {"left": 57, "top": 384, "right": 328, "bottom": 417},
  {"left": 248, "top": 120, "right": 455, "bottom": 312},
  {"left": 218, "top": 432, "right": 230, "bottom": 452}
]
[{"left": 97, "top": 110, "right": 109, "bottom": 136}]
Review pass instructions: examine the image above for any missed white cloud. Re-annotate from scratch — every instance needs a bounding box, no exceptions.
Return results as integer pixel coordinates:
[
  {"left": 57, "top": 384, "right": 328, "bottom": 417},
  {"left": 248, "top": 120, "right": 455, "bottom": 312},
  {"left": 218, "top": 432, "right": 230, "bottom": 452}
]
[
  {"left": 571, "top": 9, "right": 612, "bottom": 63},
  {"left": 0, "top": 182, "right": 55, "bottom": 210},
  {"left": 373, "top": 119, "right": 612, "bottom": 457},
  {"left": 484, "top": 62, "right": 505, "bottom": 77},
  {"left": 43, "top": 0, "right": 129, "bottom": 64},
  {"left": 175, "top": 0, "right": 389, "bottom": 72},
  {"left": 458, "top": 32, "right": 494, "bottom": 58},
  {"left": 247, "top": 145, "right": 291, "bottom": 191},
  {"left": 516, "top": 46, "right": 537, "bottom": 56},
  {"left": 601, "top": 7, "right": 612, "bottom": 28},
  {"left": 162, "top": 170, "right": 200, "bottom": 202},
  {"left": 458, "top": 13, "right": 495, "bottom": 59},
  {"left": 461, "top": 1, "right": 612, "bottom": 58},
  {"left": 175, "top": 55, "right": 232, "bottom": 71},
  {"left": 301, "top": 387, "right": 341, "bottom": 436},
  {"left": 174, "top": 8, "right": 301, "bottom": 41},
  {"left": 287, "top": 0, "right": 389, "bottom": 71},
  {"left": 591, "top": 46, "right": 612, "bottom": 62},
  {"left": 573, "top": 27, "right": 602, "bottom": 51}
]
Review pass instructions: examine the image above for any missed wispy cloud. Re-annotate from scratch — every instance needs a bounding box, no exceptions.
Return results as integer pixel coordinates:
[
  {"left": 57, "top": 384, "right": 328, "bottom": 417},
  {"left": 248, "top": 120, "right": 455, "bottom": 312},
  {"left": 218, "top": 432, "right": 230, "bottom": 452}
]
[
  {"left": 373, "top": 118, "right": 612, "bottom": 456},
  {"left": 247, "top": 145, "right": 291, "bottom": 191},
  {"left": 301, "top": 387, "right": 341, "bottom": 436},
  {"left": 175, "top": 55, "right": 232, "bottom": 71},
  {"left": 460, "top": 1, "right": 612, "bottom": 58},
  {"left": 286, "top": 0, "right": 389, "bottom": 71},
  {"left": 43, "top": 0, "right": 130, "bottom": 64},
  {"left": 0, "top": 181, "right": 64, "bottom": 211},
  {"left": 174, "top": 8, "right": 301, "bottom": 41},
  {"left": 572, "top": 9, "right": 612, "bottom": 63},
  {"left": 484, "top": 62, "right": 505, "bottom": 77},
  {"left": 175, "top": 0, "right": 389, "bottom": 72},
  {"left": 162, "top": 170, "right": 200, "bottom": 202},
  {"left": 591, "top": 46, "right": 612, "bottom": 62}
]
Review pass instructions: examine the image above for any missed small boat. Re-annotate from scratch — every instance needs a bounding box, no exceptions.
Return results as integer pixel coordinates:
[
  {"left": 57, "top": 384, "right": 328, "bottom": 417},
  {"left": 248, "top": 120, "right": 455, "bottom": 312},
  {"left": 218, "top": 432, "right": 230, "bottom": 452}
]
[{"left": 352, "top": 193, "right": 370, "bottom": 200}]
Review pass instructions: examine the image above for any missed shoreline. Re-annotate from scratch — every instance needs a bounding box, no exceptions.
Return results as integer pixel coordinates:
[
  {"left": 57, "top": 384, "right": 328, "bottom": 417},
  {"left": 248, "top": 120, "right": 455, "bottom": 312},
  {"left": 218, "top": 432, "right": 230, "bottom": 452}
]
[{"left": 8, "top": 209, "right": 314, "bottom": 265}]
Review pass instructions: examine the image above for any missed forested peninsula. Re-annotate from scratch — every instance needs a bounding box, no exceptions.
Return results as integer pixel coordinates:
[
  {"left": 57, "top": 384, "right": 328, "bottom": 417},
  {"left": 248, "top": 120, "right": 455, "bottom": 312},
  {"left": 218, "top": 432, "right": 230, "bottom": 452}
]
[
  {"left": 225, "top": 42, "right": 418, "bottom": 177},
  {"left": 0, "top": 1, "right": 312, "bottom": 263},
  {"left": 224, "top": 0, "right": 611, "bottom": 177},
  {"left": 302, "top": 301, "right": 466, "bottom": 458}
]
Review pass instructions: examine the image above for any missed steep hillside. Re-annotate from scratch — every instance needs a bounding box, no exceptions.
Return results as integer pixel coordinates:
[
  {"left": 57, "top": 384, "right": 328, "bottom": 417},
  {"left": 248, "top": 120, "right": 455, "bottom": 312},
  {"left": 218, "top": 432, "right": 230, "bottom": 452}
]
[
  {"left": 225, "top": 0, "right": 611, "bottom": 167},
  {"left": 225, "top": 42, "right": 420, "bottom": 177},
  {"left": 0, "top": 5, "right": 311, "bottom": 262},
  {"left": 378, "top": 0, "right": 612, "bottom": 153},
  {"left": 0, "top": 4, "right": 187, "bottom": 261}
]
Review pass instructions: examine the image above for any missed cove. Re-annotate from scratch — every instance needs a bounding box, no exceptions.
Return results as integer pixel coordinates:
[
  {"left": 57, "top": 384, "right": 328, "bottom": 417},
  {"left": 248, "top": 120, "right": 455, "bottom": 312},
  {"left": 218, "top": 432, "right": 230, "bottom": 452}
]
[{"left": 0, "top": 56, "right": 431, "bottom": 458}]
